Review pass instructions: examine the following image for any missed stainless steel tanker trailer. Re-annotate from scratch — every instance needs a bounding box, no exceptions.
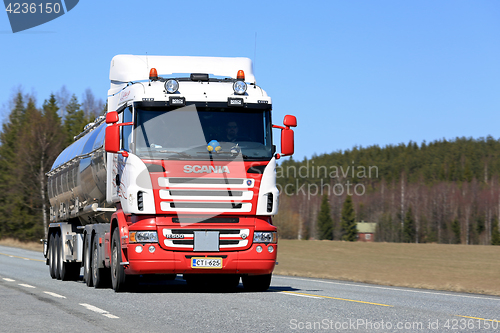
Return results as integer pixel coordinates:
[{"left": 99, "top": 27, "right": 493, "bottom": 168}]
[
  {"left": 43, "top": 54, "right": 297, "bottom": 291},
  {"left": 45, "top": 117, "right": 116, "bottom": 282}
]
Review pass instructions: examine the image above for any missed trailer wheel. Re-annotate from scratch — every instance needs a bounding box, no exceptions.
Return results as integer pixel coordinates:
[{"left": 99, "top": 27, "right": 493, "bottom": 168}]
[
  {"left": 53, "top": 231, "right": 79, "bottom": 281},
  {"left": 54, "top": 233, "right": 62, "bottom": 280},
  {"left": 48, "top": 233, "right": 56, "bottom": 279},
  {"left": 242, "top": 274, "right": 272, "bottom": 292},
  {"left": 111, "top": 228, "right": 126, "bottom": 292},
  {"left": 58, "top": 233, "right": 69, "bottom": 281},
  {"left": 92, "top": 236, "right": 108, "bottom": 288},
  {"left": 83, "top": 235, "right": 93, "bottom": 287}
]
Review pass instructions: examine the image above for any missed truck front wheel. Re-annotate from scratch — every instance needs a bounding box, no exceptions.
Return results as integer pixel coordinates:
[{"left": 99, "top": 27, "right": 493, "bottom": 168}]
[{"left": 111, "top": 228, "right": 126, "bottom": 292}]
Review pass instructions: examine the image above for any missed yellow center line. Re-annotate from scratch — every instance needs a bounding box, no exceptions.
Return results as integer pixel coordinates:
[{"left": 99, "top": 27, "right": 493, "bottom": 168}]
[
  {"left": 455, "top": 315, "right": 500, "bottom": 322},
  {"left": 0, "top": 252, "right": 45, "bottom": 262},
  {"left": 276, "top": 290, "right": 393, "bottom": 307}
]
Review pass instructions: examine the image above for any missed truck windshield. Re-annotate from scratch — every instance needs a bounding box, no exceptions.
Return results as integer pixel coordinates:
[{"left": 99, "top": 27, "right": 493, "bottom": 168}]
[{"left": 133, "top": 105, "right": 273, "bottom": 160}]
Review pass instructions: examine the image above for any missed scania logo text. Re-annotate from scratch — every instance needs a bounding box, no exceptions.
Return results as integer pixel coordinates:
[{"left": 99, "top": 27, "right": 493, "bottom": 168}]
[{"left": 184, "top": 165, "right": 230, "bottom": 174}]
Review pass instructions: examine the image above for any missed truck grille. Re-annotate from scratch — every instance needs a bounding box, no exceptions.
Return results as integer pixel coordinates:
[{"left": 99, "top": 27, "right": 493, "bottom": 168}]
[
  {"left": 157, "top": 177, "right": 254, "bottom": 213},
  {"left": 172, "top": 217, "right": 239, "bottom": 224}
]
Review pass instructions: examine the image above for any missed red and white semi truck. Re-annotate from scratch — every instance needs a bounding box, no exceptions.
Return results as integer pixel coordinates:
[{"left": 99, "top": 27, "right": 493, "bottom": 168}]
[{"left": 44, "top": 55, "right": 296, "bottom": 291}]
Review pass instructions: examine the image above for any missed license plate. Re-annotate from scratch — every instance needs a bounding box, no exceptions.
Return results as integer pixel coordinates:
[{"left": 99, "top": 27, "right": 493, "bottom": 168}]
[{"left": 191, "top": 257, "right": 223, "bottom": 269}]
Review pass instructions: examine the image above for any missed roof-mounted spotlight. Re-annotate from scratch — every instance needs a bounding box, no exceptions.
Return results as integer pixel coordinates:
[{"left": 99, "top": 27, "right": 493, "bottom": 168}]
[
  {"left": 233, "top": 70, "right": 247, "bottom": 95},
  {"left": 233, "top": 81, "right": 247, "bottom": 95},
  {"left": 165, "top": 79, "right": 179, "bottom": 94}
]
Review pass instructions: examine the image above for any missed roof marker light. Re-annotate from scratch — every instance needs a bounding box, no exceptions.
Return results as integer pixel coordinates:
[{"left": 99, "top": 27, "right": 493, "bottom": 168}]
[
  {"left": 237, "top": 70, "right": 245, "bottom": 81},
  {"left": 149, "top": 68, "right": 158, "bottom": 81}
]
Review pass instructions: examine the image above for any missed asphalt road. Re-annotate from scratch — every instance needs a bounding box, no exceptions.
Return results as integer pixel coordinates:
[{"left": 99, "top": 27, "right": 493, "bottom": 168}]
[{"left": 0, "top": 245, "right": 499, "bottom": 332}]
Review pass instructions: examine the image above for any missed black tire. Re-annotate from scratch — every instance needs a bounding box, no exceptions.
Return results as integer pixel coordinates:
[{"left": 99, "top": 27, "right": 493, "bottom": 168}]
[
  {"left": 48, "top": 233, "right": 56, "bottom": 279},
  {"left": 56, "top": 232, "right": 80, "bottom": 281},
  {"left": 84, "top": 236, "right": 93, "bottom": 287},
  {"left": 54, "top": 233, "right": 61, "bottom": 280},
  {"left": 92, "top": 236, "right": 108, "bottom": 288},
  {"left": 111, "top": 228, "right": 127, "bottom": 292},
  {"left": 58, "top": 233, "right": 69, "bottom": 281},
  {"left": 242, "top": 274, "right": 272, "bottom": 292}
]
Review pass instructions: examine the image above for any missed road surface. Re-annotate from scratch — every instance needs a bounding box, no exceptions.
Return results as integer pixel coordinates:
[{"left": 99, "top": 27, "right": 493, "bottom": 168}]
[{"left": 0, "top": 245, "right": 498, "bottom": 332}]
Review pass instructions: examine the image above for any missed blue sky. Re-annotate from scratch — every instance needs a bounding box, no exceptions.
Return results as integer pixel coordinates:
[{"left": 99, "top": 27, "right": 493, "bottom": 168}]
[{"left": 1, "top": 1, "right": 499, "bottom": 161}]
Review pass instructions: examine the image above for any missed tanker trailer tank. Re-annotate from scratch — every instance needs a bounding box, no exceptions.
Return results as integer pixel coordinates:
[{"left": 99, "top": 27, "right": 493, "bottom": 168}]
[{"left": 47, "top": 116, "right": 115, "bottom": 225}]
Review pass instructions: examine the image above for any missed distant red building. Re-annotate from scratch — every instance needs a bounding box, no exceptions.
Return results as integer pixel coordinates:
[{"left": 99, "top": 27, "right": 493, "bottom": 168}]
[{"left": 356, "top": 222, "right": 377, "bottom": 242}]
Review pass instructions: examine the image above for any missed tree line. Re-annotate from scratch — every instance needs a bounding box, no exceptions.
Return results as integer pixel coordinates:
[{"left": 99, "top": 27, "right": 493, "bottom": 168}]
[
  {"left": 1, "top": 87, "right": 499, "bottom": 246},
  {"left": 274, "top": 138, "right": 500, "bottom": 245},
  {"left": 0, "top": 88, "right": 105, "bottom": 241}
]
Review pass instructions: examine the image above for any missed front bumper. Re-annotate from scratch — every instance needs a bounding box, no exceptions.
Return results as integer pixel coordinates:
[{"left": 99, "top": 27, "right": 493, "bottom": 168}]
[{"left": 124, "top": 242, "right": 277, "bottom": 275}]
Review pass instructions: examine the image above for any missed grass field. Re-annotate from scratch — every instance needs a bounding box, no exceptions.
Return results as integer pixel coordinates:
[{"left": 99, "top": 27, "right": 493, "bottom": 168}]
[
  {"left": 1, "top": 238, "right": 498, "bottom": 296},
  {"left": 0, "top": 238, "right": 43, "bottom": 252},
  {"left": 275, "top": 240, "right": 500, "bottom": 296}
]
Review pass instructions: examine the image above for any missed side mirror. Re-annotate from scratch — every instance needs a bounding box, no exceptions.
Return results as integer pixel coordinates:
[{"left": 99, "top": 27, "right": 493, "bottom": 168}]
[
  {"left": 273, "top": 114, "right": 297, "bottom": 158},
  {"left": 283, "top": 115, "right": 297, "bottom": 128},
  {"left": 281, "top": 128, "right": 294, "bottom": 156},
  {"left": 104, "top": 113, "right": 133, "bottom": 157},
  {"left": 105, "top": 124, "right": 120, "bottom": 153},
  {"left": 106, "top": 111, "right": 119, "bottom": 124}
]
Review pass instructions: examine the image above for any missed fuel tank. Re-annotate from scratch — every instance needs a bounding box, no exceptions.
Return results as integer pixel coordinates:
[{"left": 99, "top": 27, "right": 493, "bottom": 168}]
[{"left": 47, "top": 117, "right": 114, "bottom": 224}]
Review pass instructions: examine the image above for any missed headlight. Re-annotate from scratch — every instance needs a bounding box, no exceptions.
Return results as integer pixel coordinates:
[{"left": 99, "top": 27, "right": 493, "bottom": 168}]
[
  {"left": 165, "top": 79, "right": 179, "bottom": 94},
  {"left": 253, "top": 231, "right": 277, "bottom": 244},
  {"left": 233, "top": 80, "right": 247, "bottom": 95},
  {"left": 129, "top": 231, "right": 158, "bottom": 243}
]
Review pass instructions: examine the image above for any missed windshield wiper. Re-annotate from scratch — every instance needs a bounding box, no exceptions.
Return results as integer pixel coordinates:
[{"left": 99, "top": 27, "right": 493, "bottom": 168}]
[
  {"left": 158, "top": 150, "right": 192, "bottom": 158},
  {"left": 209, "top": 151, "right": 250, "bottom": 159}
]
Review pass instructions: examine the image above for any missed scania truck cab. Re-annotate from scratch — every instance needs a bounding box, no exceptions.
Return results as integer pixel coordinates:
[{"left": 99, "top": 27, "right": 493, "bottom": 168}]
[{"left": 44, "top": 55, "right": 296, "bottom": 292}]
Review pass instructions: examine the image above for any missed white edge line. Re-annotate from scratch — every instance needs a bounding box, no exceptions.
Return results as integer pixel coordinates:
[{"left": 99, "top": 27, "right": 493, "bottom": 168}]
[
  {"left": 44, "top": 291, "right": 66, "bottom": 298},
  {"left": 80, "top": 303, "right": 107, "bottom": 314},
  {"left": 274, "top": 276, "right": 500, "bottom": 302},
  {"left": 103, "top": 313, "right": 120, "bottom": 319},
  {"left": 18, "top": 283, "right": 35, "bottom": 288},
  {"left": 80, "top": 303, "right": 119, "bottom": 318},
  {"left": 2, "top": 278, "right": 15, "bottom": 282}
]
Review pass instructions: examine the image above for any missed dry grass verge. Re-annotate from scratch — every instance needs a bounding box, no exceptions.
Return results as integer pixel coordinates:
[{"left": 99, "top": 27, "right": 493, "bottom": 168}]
[
  {"left": 275, "top": 240, "right": 500, "bottom": 296},
  {"left": 0, "top": 238, "right": 43, "bottom": 252},
  {"left": 2, "top": 238, "right": 498, "bottom": 296}
]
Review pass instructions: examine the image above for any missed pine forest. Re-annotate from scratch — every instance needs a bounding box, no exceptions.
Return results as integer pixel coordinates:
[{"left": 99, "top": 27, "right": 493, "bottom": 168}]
[
  {"left": 0, "top": 88, "right": 105, "bottom": 241},
  {"left": 0, "top": 88, "right": 499, "bottom": 246}
]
